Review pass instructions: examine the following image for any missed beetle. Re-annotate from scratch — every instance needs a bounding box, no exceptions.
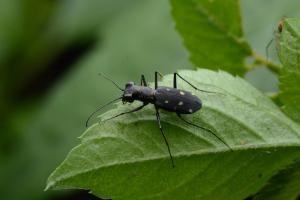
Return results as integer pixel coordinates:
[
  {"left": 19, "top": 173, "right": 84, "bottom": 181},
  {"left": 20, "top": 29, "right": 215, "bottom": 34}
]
[{"left": 86, "top": 72, "right": 231, "bottom": 167}]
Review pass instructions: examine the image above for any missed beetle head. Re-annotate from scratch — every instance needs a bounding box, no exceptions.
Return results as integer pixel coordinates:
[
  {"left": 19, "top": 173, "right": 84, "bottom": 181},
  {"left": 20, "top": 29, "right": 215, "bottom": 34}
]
[{"left": 122, "top": 81, "right": 136, "bottom": 103}]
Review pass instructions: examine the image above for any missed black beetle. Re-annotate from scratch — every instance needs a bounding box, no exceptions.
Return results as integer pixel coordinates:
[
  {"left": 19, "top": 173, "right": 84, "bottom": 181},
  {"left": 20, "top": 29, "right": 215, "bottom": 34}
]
[{"left": 86, "top": 72, "right": 231, "bottom": 167}]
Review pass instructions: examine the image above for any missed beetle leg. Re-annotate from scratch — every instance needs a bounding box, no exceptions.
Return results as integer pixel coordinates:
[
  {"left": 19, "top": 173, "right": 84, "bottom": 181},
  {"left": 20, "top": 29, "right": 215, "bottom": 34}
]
[
  {"left": 155, "top": 71, "right": 163, "bottom": 89},
  {"left": 140, "top": 74, "right": 147, "bottom": 86},
  {"left": 173, "top": 73, "right": 177, "bottom": 88},
  {"left": 266, "top": 38, "right": 274, "bottom": 62},
  {"left": 86, "top": 96, "right": 123, "bottom": 127},
  {"left": 102, "top": 103, "right": 148, "bottom": 122},
  {"left": 174, "top": 72, "right": 224, "bottom": 94},
  {"left": 155, "top": 106, "right": 174, "bottom": 168},
  {"left": 177, "top": 113, "right": 232, "bottom": 151}
]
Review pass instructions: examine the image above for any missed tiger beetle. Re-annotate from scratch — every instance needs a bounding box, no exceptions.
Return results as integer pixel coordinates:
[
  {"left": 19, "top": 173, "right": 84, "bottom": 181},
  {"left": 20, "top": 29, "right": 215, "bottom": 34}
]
[{"left": 86, "top": 72, "right": 231, "bottom": 167}]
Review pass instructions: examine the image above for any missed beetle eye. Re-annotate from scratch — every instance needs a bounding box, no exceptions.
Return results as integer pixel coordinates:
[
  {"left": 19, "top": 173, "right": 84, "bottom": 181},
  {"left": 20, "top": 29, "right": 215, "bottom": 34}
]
[
  {"left": 124, "top": 93, "right": 132, "bottom": 97},
  {"left": 125, "top": 81, "right": 134, "bottom": 88}
]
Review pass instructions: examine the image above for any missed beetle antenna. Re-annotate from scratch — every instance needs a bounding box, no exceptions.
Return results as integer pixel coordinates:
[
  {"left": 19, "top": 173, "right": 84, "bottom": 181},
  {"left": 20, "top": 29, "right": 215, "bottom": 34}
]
[
  {"left": 98, "top": 73, "right": 124, "bottom": 91},
  {"left": 266, "top": 38, "right": 274, "bottom": 62},
  {"left": 86, "top": 96, "right": 122, "bottom": 127}
]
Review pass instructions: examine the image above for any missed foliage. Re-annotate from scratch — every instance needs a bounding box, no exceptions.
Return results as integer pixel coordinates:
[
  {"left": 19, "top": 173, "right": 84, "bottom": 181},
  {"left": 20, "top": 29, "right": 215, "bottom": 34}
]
[
  {"left": 252, "top": 17, "right": 300, "bottom": 200},
  {"left": 46, "top": 70, "right": 300, "bottom": 199},
  {"left": 0, "top": 1, "right": 188, "bottom": 200},
  {"left": 277, "top": 18, "right": 300, "bottom": 123},
  {"left": 46, "top": 2, "right": 300, "bottom": 200},
  {"left": 1, "top": 0, "right": 300, "bottom": 200},
  {"left": 170, "top": 0, "right": 251, "bottom": 75},
  {"left": 253, "top": 159, "right": 300, "bottom": 200}
]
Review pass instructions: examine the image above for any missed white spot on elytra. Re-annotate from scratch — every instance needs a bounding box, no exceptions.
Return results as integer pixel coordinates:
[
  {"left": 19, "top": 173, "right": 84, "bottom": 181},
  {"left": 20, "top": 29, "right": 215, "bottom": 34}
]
[
  {"left": 164, "top": 100, "right": 169, "bottom": 104},
  {"left": 189, "top": 109, "right": 193, "bottom": 113},
  {"left": 178, "top": 101, "right": 183, "bottom": 106},
  {"left": 166, "top": 88, "right": 170, "bottom": 91},
  {"left": 180, "top": 91, "right": 185, "bottom": 95}
]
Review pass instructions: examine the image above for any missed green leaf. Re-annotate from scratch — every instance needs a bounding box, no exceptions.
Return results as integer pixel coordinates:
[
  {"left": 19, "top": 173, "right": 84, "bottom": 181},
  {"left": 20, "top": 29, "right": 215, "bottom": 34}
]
[
  {"left": 258, "top": 17, "right": 300, "bottom": 200},
  {"left": 170, "top": 0, "right": 252, "bottom": 75},
  {"left": 277, "top": 18, "right": 300, "bottom": 123},
  {"left": 253, "top": 159, "right": 300, "bottom": 200},
  {"left": 46, "top": 69, "right": 300, "bottom": 200},
  {"left": 241, "top": 0, "right": 300, "bottom": 59}
]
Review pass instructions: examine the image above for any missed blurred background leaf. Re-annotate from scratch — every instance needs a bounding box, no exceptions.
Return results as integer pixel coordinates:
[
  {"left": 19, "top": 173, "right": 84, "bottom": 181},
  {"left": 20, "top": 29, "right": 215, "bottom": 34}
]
[
  {"left": 1, "top": 0, "right": 300, "bottom": 200},
  {"left": 171, "top": 0, "right": 251, "bottom": 75},
  {"left": 276, "top": 18, "right": 300, "bottom": 123},
  {"left": 0, "top": 0, "right": 189, "bottom": 199}
]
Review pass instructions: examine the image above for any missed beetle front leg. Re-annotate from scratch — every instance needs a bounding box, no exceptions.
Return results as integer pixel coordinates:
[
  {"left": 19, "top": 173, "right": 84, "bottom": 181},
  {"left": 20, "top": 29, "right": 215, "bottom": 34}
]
[{"left": 103, "top": 103, "right": 148, "bottom": 122}]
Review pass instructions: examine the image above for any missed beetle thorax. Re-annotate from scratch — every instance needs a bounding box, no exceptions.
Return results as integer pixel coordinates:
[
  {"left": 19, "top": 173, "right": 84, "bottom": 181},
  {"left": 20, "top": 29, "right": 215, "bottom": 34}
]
[{"left": 122, "top": 82, "right": 155, "bottom": 104}]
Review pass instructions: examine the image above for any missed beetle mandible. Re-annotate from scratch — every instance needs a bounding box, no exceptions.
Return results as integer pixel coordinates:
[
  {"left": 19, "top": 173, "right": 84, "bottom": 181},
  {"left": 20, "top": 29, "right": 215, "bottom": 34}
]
[{"left": 86, "top": 71, "right": 231, "bottom": 167}]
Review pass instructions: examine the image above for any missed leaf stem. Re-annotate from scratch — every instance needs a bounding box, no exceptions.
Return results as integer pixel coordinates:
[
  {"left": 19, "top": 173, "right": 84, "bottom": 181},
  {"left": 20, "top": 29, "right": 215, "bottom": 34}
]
[{"left": 249, "top": 52, "right": 282, "bottom": 74}]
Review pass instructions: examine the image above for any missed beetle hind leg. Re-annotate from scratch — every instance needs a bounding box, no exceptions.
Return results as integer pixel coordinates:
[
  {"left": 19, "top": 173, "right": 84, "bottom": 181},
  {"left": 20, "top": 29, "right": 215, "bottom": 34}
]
[
  {"left": 173, "top": 72, "right": 224, "bottom": 95},
  {"left": 176, "top": 113, "right": 232, "bottom": 151}
]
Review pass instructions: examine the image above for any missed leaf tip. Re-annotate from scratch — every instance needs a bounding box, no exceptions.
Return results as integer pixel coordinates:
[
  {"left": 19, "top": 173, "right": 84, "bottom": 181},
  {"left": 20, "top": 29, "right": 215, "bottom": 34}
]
[
  {"left": 44, "top": 184, "right": 51, "bottom": 191},
  {"left": 44, "top": 179, "right": 55, "bottom": 191}
]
